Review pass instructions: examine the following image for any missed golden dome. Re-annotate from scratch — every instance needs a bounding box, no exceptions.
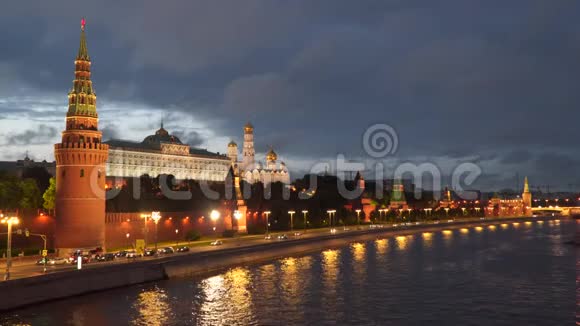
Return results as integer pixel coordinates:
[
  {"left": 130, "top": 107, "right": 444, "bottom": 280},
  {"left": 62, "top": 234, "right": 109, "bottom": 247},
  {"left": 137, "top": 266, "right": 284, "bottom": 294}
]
[
  {"left": 228, "top": 140, "right": 237, "bottom": 147},
  {"left": 266, "top": 148, "right": 277, "bottom": 161},
  {"left": 244, "top": 122, "right": 254, "bottom": 133}
]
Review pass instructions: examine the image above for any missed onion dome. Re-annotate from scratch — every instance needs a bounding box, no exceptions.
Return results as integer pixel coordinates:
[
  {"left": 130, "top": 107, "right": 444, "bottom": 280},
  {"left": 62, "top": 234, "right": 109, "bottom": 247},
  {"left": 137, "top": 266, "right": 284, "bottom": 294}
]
[
  {"left": 244, "top": 122, "right": 254, "bottom": 133},
  {"left": 228, "top": 140, "right": 237, "bottom": 147},
  {"left": 266, "top": 148, "right": 277, "bottom": 161}
]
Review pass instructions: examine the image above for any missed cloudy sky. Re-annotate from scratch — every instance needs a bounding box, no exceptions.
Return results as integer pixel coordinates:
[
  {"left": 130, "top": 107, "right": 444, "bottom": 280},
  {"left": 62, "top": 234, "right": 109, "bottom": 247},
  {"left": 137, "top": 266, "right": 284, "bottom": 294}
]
[{"left": 0, "top": 1, "right": 578, "bottom": 191}]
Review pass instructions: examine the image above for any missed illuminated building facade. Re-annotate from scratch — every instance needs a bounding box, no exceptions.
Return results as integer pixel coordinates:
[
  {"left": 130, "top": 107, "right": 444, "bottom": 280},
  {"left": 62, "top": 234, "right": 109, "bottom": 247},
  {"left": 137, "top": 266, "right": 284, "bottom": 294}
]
[
  {"left": 105, "top": 123, "right": 231, "bottom": 182},
  {"left": 227, "top": 123, "right": 290, "bottom": 185},
  {"left": 486, "top": 176, "right": 532, "bottom": 217}
]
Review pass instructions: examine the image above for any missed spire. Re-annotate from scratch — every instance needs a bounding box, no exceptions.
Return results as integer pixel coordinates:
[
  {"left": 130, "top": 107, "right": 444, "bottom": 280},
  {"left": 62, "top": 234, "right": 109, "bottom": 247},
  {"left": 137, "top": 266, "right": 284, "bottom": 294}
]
[
  {"left": 523, "top": 176, "right": 530, "bottom": 193},
  {"left": 77, "top": 18, "right": 90, "bottom": 60}
]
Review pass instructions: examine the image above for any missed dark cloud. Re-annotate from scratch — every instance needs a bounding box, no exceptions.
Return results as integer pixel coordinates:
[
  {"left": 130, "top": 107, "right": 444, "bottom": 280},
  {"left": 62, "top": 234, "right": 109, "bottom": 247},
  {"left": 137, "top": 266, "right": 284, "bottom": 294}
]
[
  {"left": 0, "top": 0, "right": 579, "bottom": 190},
  {"left": 172, "top": 130, "right": 205, "bottom": 148},
  {"left": 3, "top": 124, "right": 58, "bottom": 145}
]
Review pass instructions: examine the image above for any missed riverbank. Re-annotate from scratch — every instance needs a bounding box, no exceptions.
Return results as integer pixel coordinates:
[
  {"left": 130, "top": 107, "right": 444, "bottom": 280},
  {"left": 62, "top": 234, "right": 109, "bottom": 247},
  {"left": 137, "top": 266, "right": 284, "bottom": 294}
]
[{"left": 0, "top": 216, "right": 563, "bottom": 311}]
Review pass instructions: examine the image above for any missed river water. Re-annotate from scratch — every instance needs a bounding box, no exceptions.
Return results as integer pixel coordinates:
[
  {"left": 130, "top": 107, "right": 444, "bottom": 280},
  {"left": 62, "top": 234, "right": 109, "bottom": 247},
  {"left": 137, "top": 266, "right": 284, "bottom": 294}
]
[{"left": 1, "top": 219, "right": 576, "bottom": 325}]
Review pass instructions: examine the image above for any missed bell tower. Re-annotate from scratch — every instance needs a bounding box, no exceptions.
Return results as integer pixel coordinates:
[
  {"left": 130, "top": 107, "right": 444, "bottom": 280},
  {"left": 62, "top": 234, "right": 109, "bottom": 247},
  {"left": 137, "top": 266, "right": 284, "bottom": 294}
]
[
  {"left": 54, "top": 19, "right": 109, "bottom": 254},
  {"left": 242, "top": 122, "right": 255, "bottom": 169}
]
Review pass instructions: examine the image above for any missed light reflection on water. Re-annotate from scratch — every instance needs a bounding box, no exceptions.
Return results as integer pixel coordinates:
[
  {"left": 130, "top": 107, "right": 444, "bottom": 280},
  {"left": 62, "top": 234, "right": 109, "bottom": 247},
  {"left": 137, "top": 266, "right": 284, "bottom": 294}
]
[{"left": 1, "top": 219, "right": 575, "bottom": 326}]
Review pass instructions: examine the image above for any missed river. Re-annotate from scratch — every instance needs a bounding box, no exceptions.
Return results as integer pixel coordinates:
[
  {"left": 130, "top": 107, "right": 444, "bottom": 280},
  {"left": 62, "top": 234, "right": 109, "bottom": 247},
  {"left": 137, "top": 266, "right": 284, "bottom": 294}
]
[{"left": 1, "top": 219, "right": 576, "bottom": 325}]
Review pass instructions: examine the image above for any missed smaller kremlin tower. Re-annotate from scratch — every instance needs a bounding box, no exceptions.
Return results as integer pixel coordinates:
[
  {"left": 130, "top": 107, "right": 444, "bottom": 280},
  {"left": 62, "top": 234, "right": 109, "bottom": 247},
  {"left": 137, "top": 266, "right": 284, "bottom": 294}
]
[
  {"left": 389, "top": 179, "right": 408, "bottom": 210},
  {"left": 227, "top": 140, "right": 238, "bottom": 163},
  {"left": 54, "top": 19, "right": 109, "bottom": 254},
  {"left": 522, "top": 176, "right": 532, "bottom": 216}
]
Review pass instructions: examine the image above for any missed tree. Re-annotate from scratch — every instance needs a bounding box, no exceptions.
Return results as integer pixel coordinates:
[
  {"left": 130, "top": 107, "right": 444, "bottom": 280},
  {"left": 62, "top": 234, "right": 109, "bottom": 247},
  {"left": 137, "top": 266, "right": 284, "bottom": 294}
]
[
  {"left": 19, "top": 178, "right": 42, "bottom": 208},
  {"left": 43, "top": 177, "right": 56, "bottom": 214}
]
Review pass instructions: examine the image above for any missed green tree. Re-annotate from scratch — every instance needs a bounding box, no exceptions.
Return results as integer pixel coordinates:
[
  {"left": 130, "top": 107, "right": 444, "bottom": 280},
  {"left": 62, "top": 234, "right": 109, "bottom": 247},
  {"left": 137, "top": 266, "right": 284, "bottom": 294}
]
[
  {"left": 19, "top": 179, "right": 42, "bottom": 208},
  {"left": 43, "top": 177, "right": 56, "bottom": 213}
]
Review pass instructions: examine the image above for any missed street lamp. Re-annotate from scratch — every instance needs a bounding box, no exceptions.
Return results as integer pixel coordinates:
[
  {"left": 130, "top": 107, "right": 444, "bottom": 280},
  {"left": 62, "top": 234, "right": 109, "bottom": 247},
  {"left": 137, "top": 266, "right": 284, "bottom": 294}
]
[
  {"left": 140, "top": 213, "right": 151, "bottom": 248},
  {"left": 233, "top": 210, "right": 242, "bottom": 232},
  {"left": 210, "top": 210, "right": 220, "bottom": 239},
  {"left": 151, "top": 211, "right": 162, "bottom": 252},
  {"left": 288, "top": 211, "right": 295, "bottom": 232},
  {"left": 355, "top": 209, "right": 361, "bottom": 226},
  {"left": 175, "top": 229, "right": 179, "bottom": 247},
  {"left": 126, "top": 233, "right": 131, "bottom": 249},
  {"left": 326, "top": 209, "right": 336, "bottom": 231},
  {"left": 1, "top": 215, "right": 19, "bottom": 281},
  {"left": 263, "top": 211, "right": 271, "bottom": 237},
  {"left": 301, "top": 210, "right": 308, "bottom": 233}
]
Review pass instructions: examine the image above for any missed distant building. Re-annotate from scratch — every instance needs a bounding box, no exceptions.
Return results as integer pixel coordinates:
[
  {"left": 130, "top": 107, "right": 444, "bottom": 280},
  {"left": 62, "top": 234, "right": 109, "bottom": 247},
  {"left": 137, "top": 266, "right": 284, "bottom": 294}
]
[
  {"left": 0, "top": 155, "right": 56, "bottom": 178},
  {"left": 227, "top": 122, "right": 290, "bottom": 185},
  {"left": 486, "top": 176, "right": 532, "bottom": 217}
]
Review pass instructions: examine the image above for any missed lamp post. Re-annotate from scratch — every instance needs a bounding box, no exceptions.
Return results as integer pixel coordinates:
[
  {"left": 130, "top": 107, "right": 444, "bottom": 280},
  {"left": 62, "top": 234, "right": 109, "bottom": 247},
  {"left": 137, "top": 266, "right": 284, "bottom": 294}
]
[
  {"left": 326, "top": 209, "right": 336, "bottom": 231},
  {"left": 355, "top": 209, "right": 361, "bottom": 227},
  {"left": 233, "top": 210, "right": 242, "bottom": 232},
  {"left": 301, "top": 210, "right": 308, "bottom": 233},
  {"left": 140, "top": 213, "right": 151, "bottom": 248},
  {"left": 210, "top": 210, "right": 220, "bottom": 240},
  {"left": 175, "top": 229, "right": 179, "bottom": 247},
  {"left": 126, "top": 233, "right": 131, "bottom": 249},
  {"left": 1, "top": 215, "right": 19, "bottom": 281},
  {"left": 151, "top": 211, "right": 161, "bottom": 253},
  {"left": 288, "top": 211, "right": 295, "bottom": 232},
  {"left": 263, "top": 211, "right": 271, "bottom": 237}
]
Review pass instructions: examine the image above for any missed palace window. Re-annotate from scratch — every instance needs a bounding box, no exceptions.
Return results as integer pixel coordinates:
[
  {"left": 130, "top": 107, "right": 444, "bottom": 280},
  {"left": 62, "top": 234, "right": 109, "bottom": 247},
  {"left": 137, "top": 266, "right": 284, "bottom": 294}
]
[{"left": 80, "top": 169, "right": 85, "bottom": 177}]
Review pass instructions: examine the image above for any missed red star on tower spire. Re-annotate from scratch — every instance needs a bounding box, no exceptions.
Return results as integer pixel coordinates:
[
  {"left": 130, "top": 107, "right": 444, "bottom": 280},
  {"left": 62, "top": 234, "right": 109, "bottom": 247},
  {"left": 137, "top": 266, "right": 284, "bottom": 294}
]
[{"left": 81, "top": 17, "right": 86, "bottom": 31}]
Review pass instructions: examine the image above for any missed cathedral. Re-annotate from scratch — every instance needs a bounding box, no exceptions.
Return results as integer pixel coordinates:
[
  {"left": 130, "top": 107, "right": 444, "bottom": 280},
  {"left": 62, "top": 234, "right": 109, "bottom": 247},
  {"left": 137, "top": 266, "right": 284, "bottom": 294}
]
[{"left": 227, "top": 123, "right": 290, "bottom": 185}]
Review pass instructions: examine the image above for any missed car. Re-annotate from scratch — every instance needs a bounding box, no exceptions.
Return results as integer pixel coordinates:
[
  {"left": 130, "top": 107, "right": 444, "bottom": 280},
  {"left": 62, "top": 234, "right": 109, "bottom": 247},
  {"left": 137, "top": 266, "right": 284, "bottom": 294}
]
[
  {"left": 160, "top": 247, "right": 174, "bottom": 254},
  {"left": 210, "top": 240, "right": 223, "bottom": 246},
  {"left": 176, "top": 246, "right": 190, "bottom": 252},
  {"left": 126, "top": 250, "right": 141, "bottom": 259},
  {"left": 264, "top": 234, "right": 272, "bottom": 240},
  {"left": 144, "top": 248, "right": 157, "bottom": 256},
  {"left": 277, "top": 234, "right": 288, "bottom": 240},
  {"left": 330, "top": 228, "right": 337, "bottom": 234},
  {"left": 36, "top": 257, "right": 49, "bottom": 265},
  {"left": 114, "top": 250, "right": 128, "bottom": 258},
  {"left": 49, "top": 257, "right": 69, "bottom": 265},
  {"left": 293, "top": 232, "right": 302, "bottom": 237},
  {"left": 95, "top": 253, "right": 115, "bottom": 262},
  {"left": 70, "top": 255, "right": 90, "bottom": 265}
]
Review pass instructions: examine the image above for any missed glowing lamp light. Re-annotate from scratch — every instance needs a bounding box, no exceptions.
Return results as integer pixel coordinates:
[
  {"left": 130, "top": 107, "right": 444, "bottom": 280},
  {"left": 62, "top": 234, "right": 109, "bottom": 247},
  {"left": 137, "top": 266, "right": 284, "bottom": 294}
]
[
  {"left": 234, "top": 210, "right": 242, "bottom": 220},
  {"left": 210, "top": 210, "right": 220, "bottom": 221}
]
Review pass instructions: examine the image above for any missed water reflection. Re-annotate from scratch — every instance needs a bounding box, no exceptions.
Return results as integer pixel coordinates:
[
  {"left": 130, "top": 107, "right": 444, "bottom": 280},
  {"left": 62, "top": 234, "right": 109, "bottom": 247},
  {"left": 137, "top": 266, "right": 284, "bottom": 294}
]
[
  {"left": 132, "top": 286, "right": 170, "bottom": 326},
  {"left": 500, "top": 223, "right": 509, "bottom": 229},
  {"left": 351, "top": 243, "right": 366, "bottom": 262},
  {"left": 197, "top": 267, "right": 253, "bottom": 325},
  {"left": 375, "top": 238, "right": 388, "bottom": 255},
  {"left": 422, "top": 232, "right": 434, "bottom": 248},
  {"left": 322, "top": 249, "right": 340, "bottom": 284},
  {"left": 395, "top": 235, "right": 410, "bottom": 250}
]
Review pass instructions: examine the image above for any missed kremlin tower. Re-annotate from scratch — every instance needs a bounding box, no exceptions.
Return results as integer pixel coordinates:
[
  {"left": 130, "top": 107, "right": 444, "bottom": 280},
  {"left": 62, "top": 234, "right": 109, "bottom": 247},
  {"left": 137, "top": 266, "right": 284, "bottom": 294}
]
[
  {"left": 522, "top": 176, "right": 532, "bottom": 216},
  {"left": 242, "top": 122, "right": 255, "bottom": 169},
  {"left": 54, "top": 19, "right": 109, "bottom": 253}
]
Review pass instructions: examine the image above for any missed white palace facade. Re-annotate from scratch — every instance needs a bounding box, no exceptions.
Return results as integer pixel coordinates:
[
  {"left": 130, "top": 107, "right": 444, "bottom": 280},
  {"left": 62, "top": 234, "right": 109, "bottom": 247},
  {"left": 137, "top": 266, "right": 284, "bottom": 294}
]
[
  {"left": 105, "top": 124, "right": 231, "bottom": 182},
  {"left": 103, "top": 122, "right": 290, "bottom": 185}
]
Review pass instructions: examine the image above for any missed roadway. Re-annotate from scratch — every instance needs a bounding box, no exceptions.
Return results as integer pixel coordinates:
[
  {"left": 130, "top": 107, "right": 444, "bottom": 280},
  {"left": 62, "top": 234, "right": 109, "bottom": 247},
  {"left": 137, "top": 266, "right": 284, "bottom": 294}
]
[{"left": 1, "top": 216, "right": 563, "bottom": 281}]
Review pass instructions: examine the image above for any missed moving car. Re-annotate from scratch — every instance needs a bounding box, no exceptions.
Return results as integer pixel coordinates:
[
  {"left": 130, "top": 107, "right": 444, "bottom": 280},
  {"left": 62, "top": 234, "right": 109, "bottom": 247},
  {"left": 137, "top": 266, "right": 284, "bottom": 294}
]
[
  {"left": 264, "top": 234, "right": 272, "bottom": 240},
  {"left": 36, "top": 257, "right": 49, "bottom": 265},
  {"left": 160, "top": 247, "right": 175, "bottom": 254},
  {"left": 176, "top": 246, "right": 189, "bottom": 252},
  {"left": 126, "top": 250, "right": 141, "bottom": 258},
  {"left": 95, "top": 253, "right": 115, "bottom": 262},
  {"left": 49, "top": 257, "right": 69, "bottom": 265},
  {"left": 144, "top": 248, "right": 157, "bottom": 256},
  {"left": 70, "top": 255, "right": 91, "bottom": 265},
  {"left": 277, "top": 234, "right": 288, "bottom": 240},
  {"left": 114, "top": 251, "right": 128, "bottom": 258},
  {"left": 210, "top": 240, "right": 223, "bottom": 246}
]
